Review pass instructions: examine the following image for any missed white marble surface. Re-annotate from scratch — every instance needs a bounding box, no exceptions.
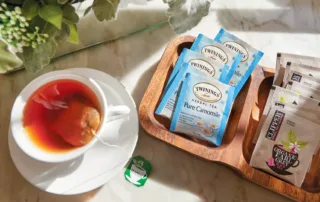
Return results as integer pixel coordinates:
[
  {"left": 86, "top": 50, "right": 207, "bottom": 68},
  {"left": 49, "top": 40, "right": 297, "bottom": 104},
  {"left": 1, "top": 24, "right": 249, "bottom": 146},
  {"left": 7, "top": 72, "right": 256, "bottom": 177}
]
[{"left": 2, "top": 0, "right": 320, "bottom": 201}]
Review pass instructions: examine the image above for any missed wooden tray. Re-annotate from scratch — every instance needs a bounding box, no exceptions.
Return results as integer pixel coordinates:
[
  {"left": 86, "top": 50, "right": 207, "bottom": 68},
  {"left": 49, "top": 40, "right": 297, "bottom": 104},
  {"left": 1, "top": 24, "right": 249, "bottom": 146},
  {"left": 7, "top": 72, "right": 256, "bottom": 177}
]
[{"left": 138, "top": 35, "right": 320, "bottom": 201}]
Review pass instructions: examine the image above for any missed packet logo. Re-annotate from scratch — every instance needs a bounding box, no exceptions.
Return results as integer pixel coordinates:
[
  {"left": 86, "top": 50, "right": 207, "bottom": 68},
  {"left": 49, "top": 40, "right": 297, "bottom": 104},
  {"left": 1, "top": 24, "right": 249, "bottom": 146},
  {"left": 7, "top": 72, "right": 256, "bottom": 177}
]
[
  {"left": 265, "top": 110, "right": 285, "bottom": 141},
  {"left": 193, "top": 82, "right": 222, "bottom": 103},
  {"left": 189, "top": 59, "right": 215, "bottom": 76},
  {"left": 223, "top": 41, "right": 248, "bottom": 62},
  {"left": 201, "top": 45, "right": 228, "bottom": 64},
  {"left": 266, "top": 130, "right": 308, "bottom": 175},
  {"left": 291, "top": 73, "right": 302, "bottom": 82}
]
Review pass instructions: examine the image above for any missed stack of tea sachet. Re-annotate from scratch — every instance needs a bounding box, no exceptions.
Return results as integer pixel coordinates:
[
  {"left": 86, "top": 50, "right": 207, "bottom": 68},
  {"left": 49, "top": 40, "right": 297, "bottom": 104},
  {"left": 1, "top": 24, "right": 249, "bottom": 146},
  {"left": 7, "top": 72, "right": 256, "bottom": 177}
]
[
  {"left": 156, "top": 28, "right": 264, "bottom": 146},
  {"left": 250, "top": 53, "right": 320, "bottom": 188}
]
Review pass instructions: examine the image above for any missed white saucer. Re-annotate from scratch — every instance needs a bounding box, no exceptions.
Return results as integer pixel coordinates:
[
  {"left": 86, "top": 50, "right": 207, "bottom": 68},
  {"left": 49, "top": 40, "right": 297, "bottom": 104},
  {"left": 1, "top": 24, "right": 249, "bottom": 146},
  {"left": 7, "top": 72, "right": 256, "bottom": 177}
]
[{"left": 8, "top": 68, "right": 139, "bottom": 195}]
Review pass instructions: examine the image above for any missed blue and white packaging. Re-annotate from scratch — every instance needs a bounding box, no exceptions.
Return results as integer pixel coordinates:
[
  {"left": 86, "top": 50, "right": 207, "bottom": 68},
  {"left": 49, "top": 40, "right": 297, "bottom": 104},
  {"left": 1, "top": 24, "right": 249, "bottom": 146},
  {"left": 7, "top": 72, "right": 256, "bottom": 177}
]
[
  {"left": 214, "top": 28, "right": 264, "bottom": 99},
  {"left": 165, "top": 48, "right": 231, "bottom": 93},
  {"left": 191, "top": 33, "right": 242, "bottom": 81},
  {"left": 156, "top": 63, "right": 227, "bottom": 119},
  {"left": 170, "top": 73, "right": 235, "bottom": 146}
]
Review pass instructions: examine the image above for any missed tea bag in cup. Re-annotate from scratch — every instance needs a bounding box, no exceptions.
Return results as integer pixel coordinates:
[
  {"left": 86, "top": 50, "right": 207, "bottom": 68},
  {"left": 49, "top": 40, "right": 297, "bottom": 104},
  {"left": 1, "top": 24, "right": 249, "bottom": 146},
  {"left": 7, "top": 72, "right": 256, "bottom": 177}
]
[
  {"left": 250, "top": 107, "right": 320, "bottom": 187},
  {"left": 214, "top": 28, "right": 264, "bottom": 99},
  {"left": 190, "top": 33, "right": 242, "bottom": 81},
  {"left": 286, "top": 70, "right": 320, "bottom": 91},
  {"left": 165, "top": 48, "right": 230, "bottom": 93},
  {"left": 156, "top": 63, "right": 227, "bottom": 119},
  {"left": 274, "top": 53, "right": 320, "bottom": 86},
  {"left": 286, "top": 81, "right": 320, "bottom": 101},
  {"left": 170, "top": 73, "right": 235, "bottom": 146}
]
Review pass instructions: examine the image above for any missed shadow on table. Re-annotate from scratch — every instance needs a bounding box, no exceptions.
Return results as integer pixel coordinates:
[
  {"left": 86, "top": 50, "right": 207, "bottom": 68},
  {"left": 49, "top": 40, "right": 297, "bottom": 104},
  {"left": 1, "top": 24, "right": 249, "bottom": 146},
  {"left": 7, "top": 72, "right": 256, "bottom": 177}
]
[{"left": 215, "top": 0, "right": 320, "bottom": 34}]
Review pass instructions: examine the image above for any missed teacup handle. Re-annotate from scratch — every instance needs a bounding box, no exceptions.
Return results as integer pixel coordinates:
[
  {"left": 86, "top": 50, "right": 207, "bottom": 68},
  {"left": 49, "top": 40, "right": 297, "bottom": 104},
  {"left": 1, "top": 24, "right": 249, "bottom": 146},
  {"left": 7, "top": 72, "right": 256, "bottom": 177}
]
[
  {"left": 292, "top": 159, "right": 300, "bottom": 168},
  {"left": 105, "top": 105, "right": 130, "bottom": 123}
]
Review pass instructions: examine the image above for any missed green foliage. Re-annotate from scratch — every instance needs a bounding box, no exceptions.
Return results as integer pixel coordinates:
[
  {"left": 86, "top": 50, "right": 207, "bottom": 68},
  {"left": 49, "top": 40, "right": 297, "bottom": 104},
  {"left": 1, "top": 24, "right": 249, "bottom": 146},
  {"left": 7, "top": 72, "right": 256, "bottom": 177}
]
[
  {"left": 282, "top": 141, "right": 291, "bottom": 151},
  {"left": 92, "top": 0, "right": 120, "bottom": 21},
  {"left": 297, "top": 140, "right": 308, "bottom": 149},
  {"left": 39, "top": 5, "right": 62, "bottom": 29},
  {"left": 0, "top": 40, "right": 23, "bottom": 73},
  {"left": 19, "top": 37, "right": 57, "bottom": 72},
  {"left": 1, "top": 0, "right": 212, "bottom": 73},
  {"left": 22, "top": 0, "right": 39, "bottom": 20},
  {"left": 163, "top": 0, "right": 212, "bottom": 34}
]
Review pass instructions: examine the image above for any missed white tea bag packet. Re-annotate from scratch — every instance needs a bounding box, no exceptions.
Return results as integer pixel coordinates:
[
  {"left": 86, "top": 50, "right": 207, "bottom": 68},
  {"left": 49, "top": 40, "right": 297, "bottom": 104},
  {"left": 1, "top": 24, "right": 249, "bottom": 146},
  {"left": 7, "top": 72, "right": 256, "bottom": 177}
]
[
  {"left": 286, "top": 81, "right": 320, "bottom": 101},
  {"left": 190, "top": 34, "right": 242, "bottom": 81},
  {"left": 287, "top": 70, "right": 320, "bottom": 91},
  {"left": 156, "top": 63, "right": 226, "bottom": 119},
  {"left": 252, "top": 86, "right": 320, "bottom": 143},
  {"left": 250, "top": 107, "right": 320, "bottom": 187},
  {"left": 165, "top": 48, "right": 229, "bottom": 93},
  {"left": 170, "top": 73, "right": 235, "bottom": 146},
  {"left": 274, "top": 53, "right": 320, "bottom": 86},
  {"left": 283, "top": 62, "right": 320, "bottom": 85}
]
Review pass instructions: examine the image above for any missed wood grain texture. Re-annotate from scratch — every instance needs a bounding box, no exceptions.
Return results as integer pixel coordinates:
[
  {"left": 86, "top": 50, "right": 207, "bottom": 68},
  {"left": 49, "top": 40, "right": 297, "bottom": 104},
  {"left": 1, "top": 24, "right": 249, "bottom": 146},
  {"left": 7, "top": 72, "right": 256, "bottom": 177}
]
[{"left": 138, "top": 35, "right": 320, "bottom": 202}]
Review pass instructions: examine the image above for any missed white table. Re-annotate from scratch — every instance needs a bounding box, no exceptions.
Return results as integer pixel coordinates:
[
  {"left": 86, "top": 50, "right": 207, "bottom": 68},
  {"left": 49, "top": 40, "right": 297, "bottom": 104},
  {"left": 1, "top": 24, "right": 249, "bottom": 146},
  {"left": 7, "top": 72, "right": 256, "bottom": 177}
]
[{"left": 2, "top": 0, "right": 320, "bottom": 201}]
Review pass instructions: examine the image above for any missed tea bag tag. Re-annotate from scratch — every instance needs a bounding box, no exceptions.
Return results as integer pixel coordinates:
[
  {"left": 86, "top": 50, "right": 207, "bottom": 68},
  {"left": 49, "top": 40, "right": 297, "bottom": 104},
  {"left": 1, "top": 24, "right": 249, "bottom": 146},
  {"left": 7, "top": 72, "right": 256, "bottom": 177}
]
[{"left": 124, "top": 156, "right": 152, "bottom": 187}]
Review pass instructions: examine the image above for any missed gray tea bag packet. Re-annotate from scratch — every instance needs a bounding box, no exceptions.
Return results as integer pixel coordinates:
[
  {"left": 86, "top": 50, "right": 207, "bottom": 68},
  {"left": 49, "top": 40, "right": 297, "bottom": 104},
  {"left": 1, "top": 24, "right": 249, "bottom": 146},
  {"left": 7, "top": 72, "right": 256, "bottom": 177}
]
[
  {"left": 190, "top": 34, "right": 242, "bottom": 80},
  {"left": 156, "top": 63, "right": 227, "bottom": 119},
  {"left": 274, "top": 53, "right": 320, "bottom": 86},
  {"left": 283, "top": 62, "right": 320, "bottom": 85},
  {"left": 165, "top": 48, "right": 229, "bottom": 94},
  {"left": 286, "top": 80, "right": 320, "bottom": 101},
  {"left": 287, "top": 70, "right": 320, "bottom": 91},
  {"left": 252, "top": 86, "right": 320, "bottom": 143},
  {"left": 170, "top": 73, "right": 235, "bottom": 146},
  {"left": 250, "top": 107, "right": 320, "bottom": 187},
  {"left": 214, "top": 28, "right": 264, "bottom": 99}
]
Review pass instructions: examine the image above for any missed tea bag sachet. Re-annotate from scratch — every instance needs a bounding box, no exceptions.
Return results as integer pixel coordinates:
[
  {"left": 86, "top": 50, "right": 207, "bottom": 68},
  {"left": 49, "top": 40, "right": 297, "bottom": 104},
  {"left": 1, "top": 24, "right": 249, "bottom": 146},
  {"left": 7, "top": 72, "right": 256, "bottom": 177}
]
[
  {"left": 282, "top": 62, "right": 320, "bottom": 85},
  {"left": 250, "top": 107, "right": 320, "bottom": 187},
  {"left": 165, "top": 48, "right": 229, "bottom": 93},
  {"left": 286, "top": 81, "right": 320, "bottom": 101},
  {"left": 214, "top": 28, "right": 264, "bottom": 99},
  {"left": 170, "top": 73, "right": 235, "bottom": 146},
  {"left": 287, "top": 70, "right": 320, "bottom": 91},
  {"left": 190, "top": 33, "right": 242, "bottom": 81},
  {"left": 274, "top": 53, "right": 320, "bottom": 86},
  {"left": 156, "top": 63, "right": 227, "bottom": 119},
  {"left": 252, "top": 86, "right": 320, "bottom": 144}
]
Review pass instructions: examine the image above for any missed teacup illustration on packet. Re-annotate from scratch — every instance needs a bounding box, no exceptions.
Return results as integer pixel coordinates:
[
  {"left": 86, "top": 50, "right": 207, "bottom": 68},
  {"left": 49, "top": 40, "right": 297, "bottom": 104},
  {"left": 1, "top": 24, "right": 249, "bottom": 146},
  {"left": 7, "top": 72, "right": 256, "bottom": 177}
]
[
  {"left": 266, "top": 130, "right": 307, "bottom": 175},
  {"left": 125, "top": 156, "right": 152, "bottom": 187}
]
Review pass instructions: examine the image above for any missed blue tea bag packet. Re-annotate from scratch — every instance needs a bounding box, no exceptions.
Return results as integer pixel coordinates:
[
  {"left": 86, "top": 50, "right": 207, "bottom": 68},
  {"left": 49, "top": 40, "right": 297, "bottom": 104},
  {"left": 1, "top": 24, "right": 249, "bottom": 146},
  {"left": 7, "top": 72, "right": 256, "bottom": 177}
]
[
  {"left": 191, "top": 33, "right": 242, "bottom": 81},
  {"left": 165, "top": 48, "right": 231, "bottom": 93},
  {"left": 170, "top": 73, "right": 235, "bottom": 146},
  {"left": 214, "top": 28, "right": 264, "bottom": 99},
  {"left": 156, "top": 63, "right": 227, "bottom": 119}
]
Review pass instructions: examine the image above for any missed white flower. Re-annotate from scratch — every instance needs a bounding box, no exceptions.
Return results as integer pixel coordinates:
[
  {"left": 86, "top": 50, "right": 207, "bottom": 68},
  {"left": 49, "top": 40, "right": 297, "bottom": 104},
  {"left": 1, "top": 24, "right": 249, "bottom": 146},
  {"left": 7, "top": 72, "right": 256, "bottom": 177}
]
[
  {"left": 1, "top": 3, "right": 7, "bottom": 8},
  {"left": 14, "top": 7, "right": 22, "bottom": 14},
  {"left": 289, "top": 142, "right": 300, "bottom": 153}
]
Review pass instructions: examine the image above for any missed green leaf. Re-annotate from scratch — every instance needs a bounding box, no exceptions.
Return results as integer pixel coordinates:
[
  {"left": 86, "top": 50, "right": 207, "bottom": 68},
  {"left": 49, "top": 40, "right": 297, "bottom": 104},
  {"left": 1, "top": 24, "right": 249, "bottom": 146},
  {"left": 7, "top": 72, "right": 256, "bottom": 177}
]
[
  {"left": 92, "top": 0, "right": 120, "bottom": 21},
  {"left": 282, "top": 141, "right": 291, "bottom": 151},
  {"left": 8, "top": 0, "right": 24, "bottom": 4},
  {"left": 288, "top": 129, "right": 297, "bottom": 144},
  {"left": 62, "top": 4, "right": 79, "bottom": 23},
  {"left": 84, "top": 6, "right": 92, "bottom": 16},
  {"left": 297, "top": 141, "right": 308, "bottom": 149},
  {"left": 58, "top": 0, "right": 68, "bottom": 4},
  {"left": 0, "top": 40, "right": 23, "bottom": 73},
  {"left": 280, "top": 96, "right": 285, "bottom": 103},
  {"left": 39, "top": 5, "right": 63, "bottom": 29},
  {"left": 63, "top": 19, "right": 79, "bottom": 44},
  {"left": 19, "top": 38, "right": 57, "bottom": 72},
  {"left": 163, "top": 0, "right": 211, "bottom": 34},
  {"left": 22, "top": 0, "right": 40, "bottom": 20}
]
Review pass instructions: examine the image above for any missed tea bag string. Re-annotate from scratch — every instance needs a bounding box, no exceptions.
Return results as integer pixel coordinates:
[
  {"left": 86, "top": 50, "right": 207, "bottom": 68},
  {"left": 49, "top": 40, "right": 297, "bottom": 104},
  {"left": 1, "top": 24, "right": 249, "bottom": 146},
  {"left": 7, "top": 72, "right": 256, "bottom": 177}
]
[{"left": 91, "top": 129, "right": 125, "bottom": 150}]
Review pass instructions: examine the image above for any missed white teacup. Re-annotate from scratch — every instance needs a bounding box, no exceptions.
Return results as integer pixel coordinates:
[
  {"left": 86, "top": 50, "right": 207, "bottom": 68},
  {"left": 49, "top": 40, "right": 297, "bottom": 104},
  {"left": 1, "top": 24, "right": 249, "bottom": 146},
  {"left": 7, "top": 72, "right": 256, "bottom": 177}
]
[{"left": 10, "top": 71, "right": 130, "bottom": 163}]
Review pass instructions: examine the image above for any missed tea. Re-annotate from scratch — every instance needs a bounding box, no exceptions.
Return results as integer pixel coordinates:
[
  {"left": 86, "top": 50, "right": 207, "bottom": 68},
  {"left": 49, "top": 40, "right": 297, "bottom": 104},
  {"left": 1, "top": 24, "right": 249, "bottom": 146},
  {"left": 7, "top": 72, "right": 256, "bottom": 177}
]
[{"left": 23, "top": 79, "right": 101, "bottom": 152}]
